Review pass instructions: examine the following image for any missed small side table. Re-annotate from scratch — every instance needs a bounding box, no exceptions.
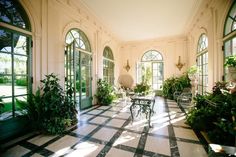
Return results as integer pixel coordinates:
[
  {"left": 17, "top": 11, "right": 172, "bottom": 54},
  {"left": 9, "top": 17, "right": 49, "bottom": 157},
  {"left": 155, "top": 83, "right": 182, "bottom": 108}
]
[{"left": 130, "top": 95, "right": 155, "bottom": 127}]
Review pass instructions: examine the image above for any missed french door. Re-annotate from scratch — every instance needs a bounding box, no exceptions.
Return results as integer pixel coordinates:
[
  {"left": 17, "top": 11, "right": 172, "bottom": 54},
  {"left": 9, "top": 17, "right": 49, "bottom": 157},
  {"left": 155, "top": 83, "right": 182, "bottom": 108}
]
[{"left": 65, "top": 42, "right": 92, "bottom": 110}]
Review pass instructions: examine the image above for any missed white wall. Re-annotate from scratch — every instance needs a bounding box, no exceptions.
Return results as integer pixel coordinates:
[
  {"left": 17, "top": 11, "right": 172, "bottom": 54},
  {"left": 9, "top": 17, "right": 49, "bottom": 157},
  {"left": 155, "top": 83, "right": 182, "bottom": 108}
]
[
  {"left": 118, "top": 36, "right": 188, "bottom": 87},
  {"left": 20, "top": 0, "right": 121, "bottom": 104}
]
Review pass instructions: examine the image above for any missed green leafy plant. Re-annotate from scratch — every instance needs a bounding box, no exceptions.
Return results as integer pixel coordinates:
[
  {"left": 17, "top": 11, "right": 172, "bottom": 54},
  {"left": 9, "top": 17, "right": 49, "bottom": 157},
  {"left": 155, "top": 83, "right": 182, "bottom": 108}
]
[
  {"left": 17, "top": 73, "right": 77, "bottom": 134},
  {"left": 186, "top": 82, "right": 236, "bottom": 146},
  {"left": 95, "top": 79, "right": 115, "bottom": 105},
  {"left": 224, "top": 55, "right": 236, "bottom": 67},
  {"left": 162, "top": 74, "right": 191, "bottom": 99},
  {"left": 187, "top": 65, "right": 198, "bottom": 75},
  {"left": 134, "top": 82, "right": 150, "bottom": 95}
]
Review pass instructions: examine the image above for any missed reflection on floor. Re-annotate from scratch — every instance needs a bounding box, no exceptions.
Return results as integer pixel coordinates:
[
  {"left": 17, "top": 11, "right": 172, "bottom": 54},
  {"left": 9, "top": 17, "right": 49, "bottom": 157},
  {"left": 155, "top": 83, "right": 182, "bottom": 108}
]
[{"left": 1, "top": 97, "right": 207, "bottom": 157}]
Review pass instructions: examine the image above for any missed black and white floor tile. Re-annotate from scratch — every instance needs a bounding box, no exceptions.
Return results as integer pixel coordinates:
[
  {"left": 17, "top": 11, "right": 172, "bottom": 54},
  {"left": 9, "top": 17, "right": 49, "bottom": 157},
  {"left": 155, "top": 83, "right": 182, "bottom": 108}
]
[{"left": 1, "top": 97, "right": 208, "bottom": 157}]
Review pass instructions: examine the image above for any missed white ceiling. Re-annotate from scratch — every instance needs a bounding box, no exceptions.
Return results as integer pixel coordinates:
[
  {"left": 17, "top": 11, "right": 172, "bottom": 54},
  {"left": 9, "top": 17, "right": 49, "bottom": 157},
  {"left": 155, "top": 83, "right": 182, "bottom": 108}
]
[{"left": 81, "top": 0, "right": 202, "bottom": 41}]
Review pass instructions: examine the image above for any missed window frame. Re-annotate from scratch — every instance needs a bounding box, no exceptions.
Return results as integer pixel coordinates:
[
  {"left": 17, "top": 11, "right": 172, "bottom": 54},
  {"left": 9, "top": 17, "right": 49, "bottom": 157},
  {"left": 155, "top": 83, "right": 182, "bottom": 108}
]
[
  {"left": 103, "top": 46, "right": 114, "bottom": 85},
  {"left": 196, "top": 34, "right": 208, "bottom": 95},
  {"left": 0, "top": 0, "right": 32, "bottom": 120}
]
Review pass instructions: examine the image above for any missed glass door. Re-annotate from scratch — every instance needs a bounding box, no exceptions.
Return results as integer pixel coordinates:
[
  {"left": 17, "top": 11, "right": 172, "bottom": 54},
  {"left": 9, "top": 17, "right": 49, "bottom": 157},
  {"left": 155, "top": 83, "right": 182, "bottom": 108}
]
[
  {"left": 79, "top": 52, "right": 92, "bottom": 109},
  {"left": 65, "top": 42, "right": 92, "bottom": 110}
]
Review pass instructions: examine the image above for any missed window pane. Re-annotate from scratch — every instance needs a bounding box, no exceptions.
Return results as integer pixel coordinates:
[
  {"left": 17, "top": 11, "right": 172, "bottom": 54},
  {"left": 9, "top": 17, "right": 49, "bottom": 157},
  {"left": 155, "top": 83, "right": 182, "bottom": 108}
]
[
  {"left": 0, "top": 29, "right": 12, "bottom": 53},
  {"left": 225, "top": 18, "right": 233, "bottom": 35},
  {"left": 0, "top": 53, "right": 12, "bottom": 74},
  {"left": 13, "top": 34, "right": 27, "bottom": 55},
  {"left": 15, "top": 76, "right": 27, "bottom": 95},
  {"left": 0, "top": 97, "right": 13, "bottom": 121},
  {"left": 15, "top": 95, "right": 27, "bottom": 116},
  {"left": 0, "top": 75, "right": 12, "bottom": 97},
  {"left": 233, "top": 37, "right": 236, "bottom": 55},
  {"left": 14, "top": 55, "right": 27, "bottom": 75}
]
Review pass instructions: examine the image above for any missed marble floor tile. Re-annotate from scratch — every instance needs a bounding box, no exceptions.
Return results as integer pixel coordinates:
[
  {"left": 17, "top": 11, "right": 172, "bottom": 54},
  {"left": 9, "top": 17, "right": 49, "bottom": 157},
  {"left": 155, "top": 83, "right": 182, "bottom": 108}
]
[
  {"left": 72, "top": 124, "right": 97, "bottom": 136},
  {"left": 100, "top": 111, "right": 117, "bottom": 117},
  {"left": 149, "top": 126, "right": 169, "bottom": 136},
  {"left": 174, "top": 127, "right": 199, "bottom": 141},
  {"left": 145, "top": 135, "right": 171, "bottom": 156},
  {"left": 177, "top": 141, "right": 208, "bottom": 157},
  {"left": 113, "top": 112, "right": 130, "bottom": 119},
  {"left": 113, "top": 130, "right": 141, "bottom": 147},
  {"left": 31, "top": 153, "right": 44, "bottom": 157},
  {"left": 92, "top": 127, "right": 117, "bottom": 142},
  {"left": 105, "top": 147, "right": 134, "bottom": 157},
  {"left": 1, "top": 145, "right": 30, "bottom": 157},
  {"left": 89, "top": 116, "right": 108, "bottom": 124},
  {"left": 65, "top": 141, "right": 104, "bottom": 157},
  {"left": 46, "top": 135, "right": 79, "bottom": 152},
  {"left": 105, "top": 119, "right": 126, "bottom": 128},
  {"left": 79, "top": 114, "right": 94, "bottom": 122},
  {"left": 28, "top": 134, "right": 56, "bottom": 146},
  {"left": 87, "top": 109, "right": 104, "bottom": 115}
]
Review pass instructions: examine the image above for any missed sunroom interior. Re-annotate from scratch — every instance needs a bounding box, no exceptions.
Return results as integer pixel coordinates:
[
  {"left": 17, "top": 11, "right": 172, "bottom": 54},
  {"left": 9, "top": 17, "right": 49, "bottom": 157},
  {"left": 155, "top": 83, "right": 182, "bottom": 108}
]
[{"left": 0, "top": 0, "right": 236, "bottom": 156}]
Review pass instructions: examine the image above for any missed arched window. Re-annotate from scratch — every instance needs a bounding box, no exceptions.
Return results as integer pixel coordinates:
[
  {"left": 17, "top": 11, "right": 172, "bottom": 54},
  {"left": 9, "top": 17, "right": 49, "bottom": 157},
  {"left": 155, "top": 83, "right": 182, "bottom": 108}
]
[
  {"left": 0, "top": 0, "right": 32, "bottom": 120},
  {"left": 197, "top": 34, "right": 208, "bottom": 95},
  {"left": 103, "top": 46, "right": 114, "bottom": 85},
  {"left": 137, "top": 50, "right": 163, "bottom": 90},
  {"left": 223, "top": 1, "right": 236, "bottom": 80},
  {"left": 65, "top": 29, "right": 92, "bottom": 110}
]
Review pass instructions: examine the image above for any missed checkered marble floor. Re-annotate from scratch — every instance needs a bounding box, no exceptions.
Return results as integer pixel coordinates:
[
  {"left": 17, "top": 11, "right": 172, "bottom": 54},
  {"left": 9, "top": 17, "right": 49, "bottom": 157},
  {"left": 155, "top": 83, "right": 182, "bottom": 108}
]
[{"left": 1, "top": 97, "right": 208, "bottom": 157}]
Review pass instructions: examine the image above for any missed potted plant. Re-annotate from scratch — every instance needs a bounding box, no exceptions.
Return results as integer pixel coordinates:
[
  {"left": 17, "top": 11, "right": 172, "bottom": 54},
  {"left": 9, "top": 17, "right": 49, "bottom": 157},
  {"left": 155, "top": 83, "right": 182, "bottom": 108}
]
[
  {"left": 95, "top": 79, "right": 115, "bottom": 105},
  {"left": 187, "top": 65, "right": 198, "bottom": 80},
  {"left": 224, "top": 55, "right": 236, "bottom": 80},
  {"left": 134, "top": 82, "right": 151, "bottom": 96}
]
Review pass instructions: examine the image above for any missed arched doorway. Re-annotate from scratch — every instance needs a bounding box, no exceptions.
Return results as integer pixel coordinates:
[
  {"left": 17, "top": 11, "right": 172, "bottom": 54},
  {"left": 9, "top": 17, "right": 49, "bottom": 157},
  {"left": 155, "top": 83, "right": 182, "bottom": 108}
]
[
  {"left": 65, "top": 29, "right": 92, "bottom": 110},
  {"left": 137, "top": 50, "right": 164, "bottom": 90}
]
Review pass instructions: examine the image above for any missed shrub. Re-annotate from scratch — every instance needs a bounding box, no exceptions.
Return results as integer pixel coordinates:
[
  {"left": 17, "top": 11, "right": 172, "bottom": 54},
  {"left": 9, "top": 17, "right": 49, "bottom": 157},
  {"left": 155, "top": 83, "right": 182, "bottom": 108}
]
[
  {"left": 17, "top": 73, "right": 77, "bottom": 134},
  {"left": 186, "top": 82, "right": 236, "bottom": 146},
  {"left": 16, "top": 78, "right": 27, "bottom": 86},
  {"left": 162, "top": 74, "right": 191, "bottom": 99},
  {"left": 0, "top": 76, "right": 9, "bottom": 84},
  {"left": 95, "top": 79, "right": 114, "bottom": 105}
]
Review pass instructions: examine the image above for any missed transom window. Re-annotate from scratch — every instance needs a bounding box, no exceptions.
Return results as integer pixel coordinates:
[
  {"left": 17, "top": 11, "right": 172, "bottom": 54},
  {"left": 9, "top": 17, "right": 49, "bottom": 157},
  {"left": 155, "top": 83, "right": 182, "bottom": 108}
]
[
  {"left": 223, "top": 1, "right": 236, "bottom": 80},
  {"left": 66, "top": 29, "right": 91, "bottom": 51},
  {"left": 0, "top": 0, "right": 32, "bottom": 121},
  {"left": 137, "top": 50, "right": 163, "bottom": 90},
  {"left": 103, "top": 46, "right": 114, "bottom": 85},
  {"left": 0, "top": 0, "right": 31, "bottom": 30},
  {"left": 197, "top": 34, "right": 208, "bottom": 95}
]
